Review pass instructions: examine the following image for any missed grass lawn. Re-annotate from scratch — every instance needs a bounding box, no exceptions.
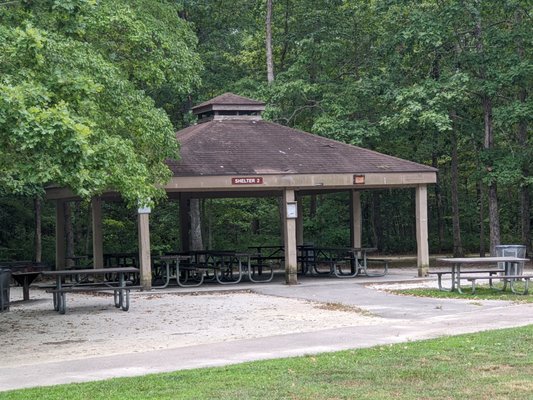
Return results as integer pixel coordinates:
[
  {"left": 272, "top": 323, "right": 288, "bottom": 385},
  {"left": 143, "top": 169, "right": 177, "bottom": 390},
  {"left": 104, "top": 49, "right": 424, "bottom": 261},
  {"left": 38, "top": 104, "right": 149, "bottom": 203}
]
[
  {"left": 1, "top": 325, "right": 532, "bottom": 400},
  {"left": 394, "top": 284, "right": 533, "bottom": 303}
]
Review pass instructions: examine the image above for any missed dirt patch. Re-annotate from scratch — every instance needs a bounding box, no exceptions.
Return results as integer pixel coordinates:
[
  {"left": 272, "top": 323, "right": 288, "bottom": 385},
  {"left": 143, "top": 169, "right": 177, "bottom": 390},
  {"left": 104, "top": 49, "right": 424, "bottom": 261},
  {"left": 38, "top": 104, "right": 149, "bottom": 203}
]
[
  {"left": 313, "top": 302, "right": 372, "bottom": 316},
  {"left": 1, "top": 287, "right": 381, "bottom": 368}
]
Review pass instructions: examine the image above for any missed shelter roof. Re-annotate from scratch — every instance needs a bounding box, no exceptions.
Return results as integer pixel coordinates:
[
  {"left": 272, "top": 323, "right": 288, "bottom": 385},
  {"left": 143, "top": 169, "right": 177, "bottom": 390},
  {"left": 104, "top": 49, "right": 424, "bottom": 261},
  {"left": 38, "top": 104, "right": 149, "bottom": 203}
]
[
  {"left": 192, "top": 93, "right": 265, "bottom": 115},
  {"left": 169, "top": 118, "right": 437, "bottom": 177}
]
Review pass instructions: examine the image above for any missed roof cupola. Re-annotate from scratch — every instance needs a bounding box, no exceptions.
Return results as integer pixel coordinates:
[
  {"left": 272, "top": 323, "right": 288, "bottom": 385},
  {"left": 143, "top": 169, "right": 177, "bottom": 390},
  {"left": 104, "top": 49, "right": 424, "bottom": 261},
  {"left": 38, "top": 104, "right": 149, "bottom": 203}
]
[{"left": 192, "top": 93, "right": 266, "bottom": 123}]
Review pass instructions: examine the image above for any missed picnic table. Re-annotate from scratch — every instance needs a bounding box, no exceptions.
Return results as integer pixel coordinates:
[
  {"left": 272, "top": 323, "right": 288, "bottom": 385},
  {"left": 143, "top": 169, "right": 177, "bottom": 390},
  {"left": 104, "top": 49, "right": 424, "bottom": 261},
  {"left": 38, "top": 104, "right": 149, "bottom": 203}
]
[
  {"left": 298, "top": 246, "right": 386, "bottom": 277},
  {"left": 0, "top": 262, "right": 51, "bottom": 301},
  {"left": 434, "top": 257, "right": 530, "bottom": 294},
  {"left": 189, "top": 250, "right": 245, "bottom": 285},
  {"left": 156, "top": 251, "right": 274, "bottom": 287},
  {"left": 42, "top": 267, "right": 140, "bottom": 314},
  {"left": 152, "top": 254, "right": 194, "bottom": 288}
]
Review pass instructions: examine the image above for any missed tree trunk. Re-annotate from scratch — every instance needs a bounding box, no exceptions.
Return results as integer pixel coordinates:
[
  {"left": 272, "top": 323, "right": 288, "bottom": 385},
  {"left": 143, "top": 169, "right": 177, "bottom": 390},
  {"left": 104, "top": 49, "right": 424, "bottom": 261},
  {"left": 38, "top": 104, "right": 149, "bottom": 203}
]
[
  {"left": 472, "top": 5, "right": 500, "bottom": 255},
  {"left": 33, "top": 197, "right": 42, "bottom": 263},
  {"left": 74, "top": 202, "right": 82, "bottom": 256},
  {"left": 85, "top": 202, "right": 92, "bottom": 257},
  {"left": 432, "top": 152, "right": 444, "bottom": 252},
  {"left": 190, "top": 198, "right": 203, "bottom": 251},
  {"left": 483, "top": 96, "right": 500, "bottom": 255},
  {"left": 478, "top": 182, "right": 485, "bottom": 257},
  {"left": 279, "top": 0, "right": 290, "bottom": 71},
  {"left": 251, "top": 218, "right": 260, "bottom": 235},
  {"left": 372, "top": 192, "right": 382, "bottom": 251},
  {"left": 277, "top": 197, "right": 284, "bottom": 242},
  {"left": 309, "top": 194, "right": 317, "bottom": 218},
  {"left": 516, "top": 11, "right": 531, "bottom": 255},
  {"left": 266, "top": 0, "right": 274, "bottom": 84},
  {"left": 518, "top": 89, "right": 530, "bottom": 254},
  {"left": 521, "top": 188, "right": 531, "bottom": 254},
  {"left": 450, "top": 112, "right": 464, "bottom": 257},
  {"left": 207, "top": 200, "right": 213, "bottom": 250},
  {"left": 64, "top": 202, "right": 75, "bottom": 268}
]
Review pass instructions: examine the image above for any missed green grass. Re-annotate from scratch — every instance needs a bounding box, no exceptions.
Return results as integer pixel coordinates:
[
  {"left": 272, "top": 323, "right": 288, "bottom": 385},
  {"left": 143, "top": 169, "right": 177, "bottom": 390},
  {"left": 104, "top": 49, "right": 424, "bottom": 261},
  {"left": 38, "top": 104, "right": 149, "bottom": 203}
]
[
  {"left": 394, "top": 284, "right": 533, "bottom": 303},
  {"left": 2, "top": 325, "right": 533, "bottom": 400}
]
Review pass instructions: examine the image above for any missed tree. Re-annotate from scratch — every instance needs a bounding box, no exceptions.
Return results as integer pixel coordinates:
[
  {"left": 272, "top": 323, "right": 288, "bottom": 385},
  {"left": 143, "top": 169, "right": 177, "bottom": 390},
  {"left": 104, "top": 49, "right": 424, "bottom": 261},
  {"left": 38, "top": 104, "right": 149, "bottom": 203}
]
[
  {"left": 266, "top": 0, "right": 274, "bottom": 83},
  {"left": 0, "top": 0, "right": 202, "bottom": 206}
]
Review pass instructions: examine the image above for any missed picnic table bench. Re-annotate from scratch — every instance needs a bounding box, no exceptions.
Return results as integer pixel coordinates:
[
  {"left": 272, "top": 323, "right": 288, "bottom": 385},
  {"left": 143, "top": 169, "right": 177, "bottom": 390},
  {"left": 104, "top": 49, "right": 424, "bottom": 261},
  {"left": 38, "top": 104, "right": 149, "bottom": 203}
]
[
  {"left": 428, "top": 269, "right": 505, "bottom": 291},
  {"left": 460, "top": 274, "right": 533, "bottom": 295}
]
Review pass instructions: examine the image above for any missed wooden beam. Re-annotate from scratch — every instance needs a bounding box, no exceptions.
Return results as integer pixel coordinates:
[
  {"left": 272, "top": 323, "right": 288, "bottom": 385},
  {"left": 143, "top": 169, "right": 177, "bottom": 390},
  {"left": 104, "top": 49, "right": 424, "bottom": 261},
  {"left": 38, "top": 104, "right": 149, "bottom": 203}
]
[
  {"left": 179, "top": 193, "right": 191, "bottom": 252},
  {"left": 91, "top": 197, "right": 104, "bottom": 268},
  {"left": 283, "top": 189, "right": 298, "bottom": 285},
  {"left": 47, "top": 172, "right": 437, "bottom": 201},
  {"left": 416, "top": 185, "right": 430, "bottom": 276},
  {"left": 166, "top": 172, "right": 436, "bottom": 192},
  {"left": 350, "top": 190, "right": 362, "bottom": 249},
  {"left": 296, "top": 194, "right": 304, "bottom": 246},
  {"left": 138, "top": 211, "right": 152, "bottom": 290},
  {"left": 55, "top": 200, "right": 66, "bottom": 270}
]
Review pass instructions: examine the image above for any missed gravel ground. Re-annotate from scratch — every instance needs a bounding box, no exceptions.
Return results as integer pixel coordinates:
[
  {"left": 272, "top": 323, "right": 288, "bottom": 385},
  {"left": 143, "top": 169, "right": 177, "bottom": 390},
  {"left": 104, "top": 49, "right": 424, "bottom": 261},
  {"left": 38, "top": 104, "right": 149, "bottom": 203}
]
[{"left": 0, "top": 286, "right": 381, "bottom": 367}]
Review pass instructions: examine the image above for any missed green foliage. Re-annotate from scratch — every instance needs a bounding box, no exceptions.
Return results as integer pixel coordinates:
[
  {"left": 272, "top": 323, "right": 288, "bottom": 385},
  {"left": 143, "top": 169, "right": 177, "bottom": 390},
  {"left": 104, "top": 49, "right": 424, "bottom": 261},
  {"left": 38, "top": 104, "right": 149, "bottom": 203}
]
[
  {"left": 202, "top": 198, "right": 281, "bottom": 250},
  {"left": 0, "top": 0, "right": 202, "bottom": 206}
]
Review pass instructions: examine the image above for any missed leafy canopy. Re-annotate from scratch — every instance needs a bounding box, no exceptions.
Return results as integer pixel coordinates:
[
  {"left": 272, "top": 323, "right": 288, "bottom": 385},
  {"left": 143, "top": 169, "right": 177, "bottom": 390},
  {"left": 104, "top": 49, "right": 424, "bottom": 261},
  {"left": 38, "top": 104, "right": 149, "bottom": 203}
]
[{"left": 0, "top": 0, "right": 202, "bottom": 207}]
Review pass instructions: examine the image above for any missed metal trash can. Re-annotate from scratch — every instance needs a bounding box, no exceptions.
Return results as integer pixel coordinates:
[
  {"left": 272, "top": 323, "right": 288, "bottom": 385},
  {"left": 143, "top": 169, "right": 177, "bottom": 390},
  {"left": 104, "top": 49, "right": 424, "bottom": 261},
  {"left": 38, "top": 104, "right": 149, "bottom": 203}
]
[
  {"left": 496, "top": 245, "right": 526, "bottom": 275},
  {"left": 0, "top": 267, "right": 11, "bottom": 312}
]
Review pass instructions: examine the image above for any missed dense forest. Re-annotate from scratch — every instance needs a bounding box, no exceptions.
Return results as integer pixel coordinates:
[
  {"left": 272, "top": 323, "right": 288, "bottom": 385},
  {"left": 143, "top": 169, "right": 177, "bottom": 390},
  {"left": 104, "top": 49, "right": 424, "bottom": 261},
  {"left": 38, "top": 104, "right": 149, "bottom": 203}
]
[{"left": 0, "top": 0, "right": 531, "bottom": 263}]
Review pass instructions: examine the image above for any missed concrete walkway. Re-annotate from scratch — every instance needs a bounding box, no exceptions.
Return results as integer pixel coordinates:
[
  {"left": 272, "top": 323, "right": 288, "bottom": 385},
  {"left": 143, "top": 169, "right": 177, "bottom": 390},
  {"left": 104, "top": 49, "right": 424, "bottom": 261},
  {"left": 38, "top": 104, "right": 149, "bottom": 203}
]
[{"left": 1, "top": 268, "right": 533, "bottom": 392}]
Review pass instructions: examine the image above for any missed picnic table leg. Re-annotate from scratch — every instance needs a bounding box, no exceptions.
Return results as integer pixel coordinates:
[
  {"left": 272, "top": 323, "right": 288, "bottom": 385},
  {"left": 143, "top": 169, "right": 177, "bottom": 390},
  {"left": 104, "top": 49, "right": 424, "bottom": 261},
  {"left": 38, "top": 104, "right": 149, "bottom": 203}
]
[
  {"left": 454, "top": 264, "right": 464, "bottom": 294},
  {"left": 22, "top": 276, "right": 30, "bottom": 301},
  {"left": 121, "top": 288, "right": 130, "bottom": 311},
  {"left": 57, "top": 278, "right": 66, "bottom": 315},
  {"left": 151, "top": 260, "right": 171, "bottom": 289},
  {"left": 53, "top": 277, "right": 60, "bottom": 311},
  {"left": 53, "top": 276, "right": 67, "bottom": 314},
  {"left": 436, "top": 273, "right": 443, "bottom": 290},
  {"left": 118, "top": 272, "right": 125, "bottom": 308},
  {"left": 510, "top": 277, "right": 529, "bottom": 295},
  {"left": 114, "top": 289, "right": 120, "bottom": 308}
]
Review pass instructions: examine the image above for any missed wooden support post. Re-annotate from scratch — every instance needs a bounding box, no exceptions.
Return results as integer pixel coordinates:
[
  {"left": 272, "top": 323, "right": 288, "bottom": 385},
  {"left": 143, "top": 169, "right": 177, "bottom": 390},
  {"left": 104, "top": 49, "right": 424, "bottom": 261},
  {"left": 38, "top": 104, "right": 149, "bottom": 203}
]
[
  {"left": 91, "top": 197, "right": 104, "bottom": 268},
  {"left": 138, "top": 210, "right": 152, "bottom": 290},
  {"left": 416, "top": 185, "right": 430, "bottom": 276},
  {"left": 296, "top": 194, "right": 304, "bottom": 246},
  {"left": 283, "top": 189, "right": 298, "bottom": 285},
  {"left": 350, "top": 190, "right": 362, "bottom": 249},
  {"left": 55, "top": 200, "right": 66, "bottom": 270},
  {"left": 179, "top": 193, "right": 191, "bottom": 252}
]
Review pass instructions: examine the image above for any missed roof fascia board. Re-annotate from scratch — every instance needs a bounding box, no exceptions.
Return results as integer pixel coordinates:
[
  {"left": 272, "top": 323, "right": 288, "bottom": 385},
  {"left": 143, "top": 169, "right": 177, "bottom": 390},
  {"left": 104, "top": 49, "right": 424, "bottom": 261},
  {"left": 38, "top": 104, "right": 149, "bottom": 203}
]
[
  {"left": 46, "top": 172, "right": 436, "bottom": 200},
  {"left": 166, "top": 172, "right": 437, "bottom": 191}
]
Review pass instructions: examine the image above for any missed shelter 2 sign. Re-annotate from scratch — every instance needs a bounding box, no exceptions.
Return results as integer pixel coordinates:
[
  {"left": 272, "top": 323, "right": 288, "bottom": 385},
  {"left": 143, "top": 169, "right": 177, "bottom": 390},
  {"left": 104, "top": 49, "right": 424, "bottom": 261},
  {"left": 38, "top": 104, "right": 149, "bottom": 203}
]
[{"left": 231, "top": 177, "right": 264, "bottom": 185}]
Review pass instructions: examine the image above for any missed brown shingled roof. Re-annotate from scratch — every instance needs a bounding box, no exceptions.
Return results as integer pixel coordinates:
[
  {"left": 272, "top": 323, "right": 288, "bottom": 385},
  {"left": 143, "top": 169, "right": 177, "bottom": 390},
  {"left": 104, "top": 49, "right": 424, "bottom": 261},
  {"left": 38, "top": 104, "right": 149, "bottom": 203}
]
[
  {"left": 168, "top": 119, "right": 437, "bottom": 177},
  {"left": 192, "top": 93, "right": 265, "bottom": 111}
]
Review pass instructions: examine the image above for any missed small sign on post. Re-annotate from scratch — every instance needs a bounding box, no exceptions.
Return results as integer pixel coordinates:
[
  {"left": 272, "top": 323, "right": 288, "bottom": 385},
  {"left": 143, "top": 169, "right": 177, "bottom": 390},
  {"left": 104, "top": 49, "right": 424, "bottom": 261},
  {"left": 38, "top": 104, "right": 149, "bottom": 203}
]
[{"left": 286, "top": 201, "right": 298, "bottom": 219}]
